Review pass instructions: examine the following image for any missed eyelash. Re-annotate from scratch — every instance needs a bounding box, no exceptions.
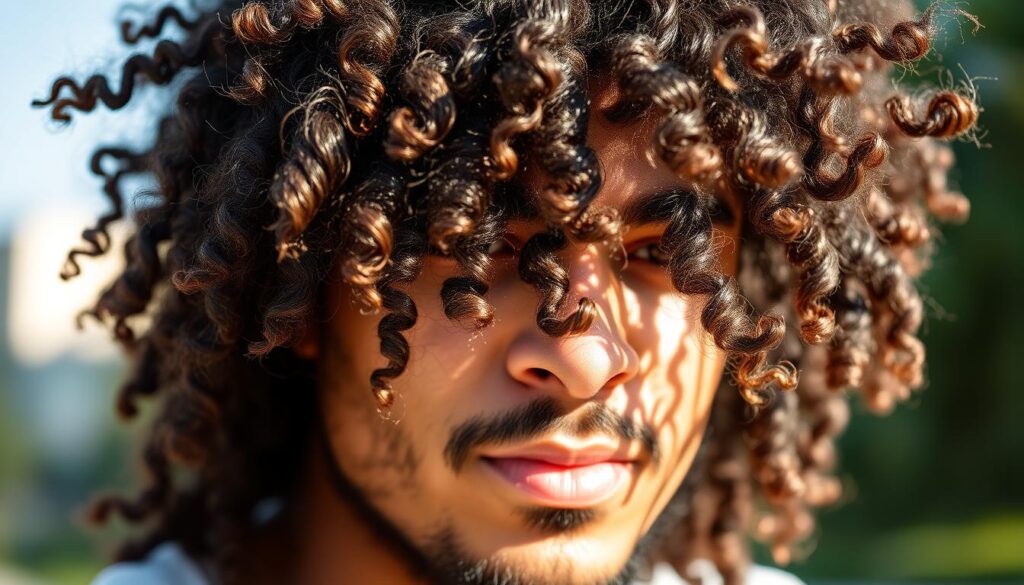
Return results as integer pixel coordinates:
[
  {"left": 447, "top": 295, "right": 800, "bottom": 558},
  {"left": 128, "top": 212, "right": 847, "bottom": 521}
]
[
  {"left": 485, "top": 238, "right": 670, "bottom": 267},
  {"left": 627, "top": 240, "right": 670, "bottom": 266}
]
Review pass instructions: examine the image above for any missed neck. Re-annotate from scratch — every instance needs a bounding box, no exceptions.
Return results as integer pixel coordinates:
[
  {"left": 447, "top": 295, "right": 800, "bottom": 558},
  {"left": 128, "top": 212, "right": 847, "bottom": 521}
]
[{"left": 241, "top": 430, "right": 431, "bottom": 585}]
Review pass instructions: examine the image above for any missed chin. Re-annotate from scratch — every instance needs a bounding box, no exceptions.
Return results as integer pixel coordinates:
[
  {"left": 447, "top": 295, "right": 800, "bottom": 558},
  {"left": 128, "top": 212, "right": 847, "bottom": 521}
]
[
  {"left": 428, "top": 518, "right": 643, "bottom": 585},
  {"left": 519, "top": 506, "right": 600, "bottom": 533}
]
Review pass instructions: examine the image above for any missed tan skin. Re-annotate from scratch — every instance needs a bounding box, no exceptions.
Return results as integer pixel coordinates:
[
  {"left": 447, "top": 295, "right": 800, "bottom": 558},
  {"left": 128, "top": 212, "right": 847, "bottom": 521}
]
[{"left": 240, "top": 79, "right": 743, "bottom": 585}]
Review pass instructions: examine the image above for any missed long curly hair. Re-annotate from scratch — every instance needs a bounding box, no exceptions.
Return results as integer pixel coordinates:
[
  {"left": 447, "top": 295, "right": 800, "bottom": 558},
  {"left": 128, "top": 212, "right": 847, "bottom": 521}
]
[{"left": 35, "top": 0, "right": 980, "bottom": 583}]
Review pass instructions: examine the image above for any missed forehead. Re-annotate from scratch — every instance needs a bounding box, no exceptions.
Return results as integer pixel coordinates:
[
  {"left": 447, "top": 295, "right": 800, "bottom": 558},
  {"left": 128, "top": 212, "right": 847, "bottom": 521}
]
[
  {"left": 514, "top": 76, "right": 737, "bottom": 221},
  {"left": 586, "top": 88, "right": 680, "bottom": 213}
]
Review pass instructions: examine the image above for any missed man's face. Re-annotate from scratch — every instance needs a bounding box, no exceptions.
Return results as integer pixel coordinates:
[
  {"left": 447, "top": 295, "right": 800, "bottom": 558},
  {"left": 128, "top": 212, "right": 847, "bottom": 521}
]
[{"left": 312, "top": 83, "right": 741, "bottom": 584}]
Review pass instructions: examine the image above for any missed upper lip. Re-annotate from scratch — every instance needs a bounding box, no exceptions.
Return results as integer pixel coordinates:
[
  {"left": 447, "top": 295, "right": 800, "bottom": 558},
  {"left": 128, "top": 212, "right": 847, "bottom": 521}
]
[{"left": 480, "top": 440, "right": 639, "bottom": 467}]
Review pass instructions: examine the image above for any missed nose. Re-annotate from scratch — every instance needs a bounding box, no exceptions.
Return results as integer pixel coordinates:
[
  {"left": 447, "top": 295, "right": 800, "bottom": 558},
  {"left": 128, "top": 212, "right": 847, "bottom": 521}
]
[{"left": 505, "top": 241, "right": 640, "bottom": 400}]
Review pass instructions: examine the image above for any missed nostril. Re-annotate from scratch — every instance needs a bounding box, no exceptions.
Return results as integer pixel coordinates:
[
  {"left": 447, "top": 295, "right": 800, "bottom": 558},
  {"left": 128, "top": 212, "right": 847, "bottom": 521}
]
[
  {"left": 527, "top": 367, "right": 553, "bottom": 381},
  {"left": 605, "top": 371, "right": 630, "bottom": 389}
]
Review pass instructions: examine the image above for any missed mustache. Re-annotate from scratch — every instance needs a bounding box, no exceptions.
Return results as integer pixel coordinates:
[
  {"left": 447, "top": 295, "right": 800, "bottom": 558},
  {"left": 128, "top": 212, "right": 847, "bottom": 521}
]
[{"left": 443, "top": 397, "right": 660, "bottom": 473}]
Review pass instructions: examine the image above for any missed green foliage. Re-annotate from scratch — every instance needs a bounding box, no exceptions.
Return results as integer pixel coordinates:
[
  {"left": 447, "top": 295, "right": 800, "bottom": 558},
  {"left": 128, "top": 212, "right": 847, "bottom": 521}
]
[{"left": 795, "top": 0, "right": 1024, "bottom": 579}]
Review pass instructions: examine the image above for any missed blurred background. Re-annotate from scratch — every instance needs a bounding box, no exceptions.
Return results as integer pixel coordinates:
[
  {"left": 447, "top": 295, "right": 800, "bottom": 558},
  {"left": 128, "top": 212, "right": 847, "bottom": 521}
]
[{"left": 0, "top": 0, "right": 1021, "bottom": 583}]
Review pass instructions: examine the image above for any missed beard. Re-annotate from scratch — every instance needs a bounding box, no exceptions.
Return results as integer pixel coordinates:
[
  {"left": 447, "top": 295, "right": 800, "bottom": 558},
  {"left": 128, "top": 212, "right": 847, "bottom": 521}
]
[
  {"left": 313, "top": 409, "right": 705, "bottom": 585},
  {"left": 420, "top": 467, "right": 700, "bottom": 585},
  {"left": 422, "top": 526, "right": 641, "bottom": 585}
]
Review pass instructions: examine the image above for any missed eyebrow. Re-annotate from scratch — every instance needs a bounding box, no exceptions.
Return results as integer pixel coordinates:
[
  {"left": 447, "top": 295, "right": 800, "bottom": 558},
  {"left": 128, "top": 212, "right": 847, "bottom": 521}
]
[
  {"left": 621, "top": 187, "right": 737, "bottom": 228},
  {"left": 502, "top": 185, "right": 738, "bottom": 228}
]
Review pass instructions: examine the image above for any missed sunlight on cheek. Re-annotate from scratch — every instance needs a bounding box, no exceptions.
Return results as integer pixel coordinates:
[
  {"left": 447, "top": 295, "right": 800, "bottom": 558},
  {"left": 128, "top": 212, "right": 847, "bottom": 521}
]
[
  {"left": 649, "top": 291, "right": 700, "bottom": 424},
  {"left": 406, "top": 317, "right": 483, "bottom": 386},
  {"left": 622, "top": 284, "right": 643, "bottom": 331},
  {"left": 640, "top": 288, "right": 722, "bottom": 534},
  {"left": 393, "top": 261, "right": 489, "bottom": 387}
]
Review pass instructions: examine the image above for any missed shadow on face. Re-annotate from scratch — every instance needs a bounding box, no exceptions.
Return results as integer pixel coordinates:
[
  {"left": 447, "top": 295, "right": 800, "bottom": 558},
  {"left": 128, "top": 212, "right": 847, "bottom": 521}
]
[{"left": 306, "top": 76, "right": 743, "bottom": 585}]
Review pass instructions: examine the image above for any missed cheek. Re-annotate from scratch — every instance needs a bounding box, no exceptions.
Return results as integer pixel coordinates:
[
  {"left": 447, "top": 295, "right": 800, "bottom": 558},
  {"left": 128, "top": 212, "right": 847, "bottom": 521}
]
[
  {"left": 622, "top": 285, "right": 724, "bottom": 531},
  {"left": 628, "top": 221, "right": 737, "bottom": 431},
  {"left": 624, "top": 281, "right": 723, "bottom": 454},
  {"left": 316, "top": 270, "right": 491, "bottom": 493},
  {"left": 314, "top": 278, "right": 436, "bottom": 491}
]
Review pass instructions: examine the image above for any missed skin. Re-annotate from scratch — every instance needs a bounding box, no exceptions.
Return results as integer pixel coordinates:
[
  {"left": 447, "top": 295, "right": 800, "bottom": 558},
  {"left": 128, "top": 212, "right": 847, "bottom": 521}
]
[{"left": 246, "top": 79, "right": 743, "bottom": 585}]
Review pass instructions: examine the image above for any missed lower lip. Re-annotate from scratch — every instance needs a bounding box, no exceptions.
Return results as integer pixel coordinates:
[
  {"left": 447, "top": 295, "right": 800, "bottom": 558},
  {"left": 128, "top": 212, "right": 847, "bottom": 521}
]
[{"left": 483, "top": 457, "right": 630, "bottom": 507}]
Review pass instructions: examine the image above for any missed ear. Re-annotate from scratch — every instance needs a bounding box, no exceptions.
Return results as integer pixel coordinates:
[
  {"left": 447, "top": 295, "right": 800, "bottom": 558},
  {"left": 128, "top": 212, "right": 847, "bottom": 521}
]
[{"left": 292, "top": 322, "right": 320, "bottom": 360}]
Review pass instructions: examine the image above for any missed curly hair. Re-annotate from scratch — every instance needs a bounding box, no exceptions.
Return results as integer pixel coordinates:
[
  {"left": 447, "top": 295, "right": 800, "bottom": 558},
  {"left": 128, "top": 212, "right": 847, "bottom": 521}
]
[{"left": 35, "top": 0, "right": 979, "bottom": 582}]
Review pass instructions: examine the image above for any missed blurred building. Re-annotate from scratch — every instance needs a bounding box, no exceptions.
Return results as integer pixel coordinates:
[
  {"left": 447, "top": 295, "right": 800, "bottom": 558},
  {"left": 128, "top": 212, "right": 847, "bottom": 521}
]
[{"left": 1, "top": 207, "right": 127, "bottom": 582}]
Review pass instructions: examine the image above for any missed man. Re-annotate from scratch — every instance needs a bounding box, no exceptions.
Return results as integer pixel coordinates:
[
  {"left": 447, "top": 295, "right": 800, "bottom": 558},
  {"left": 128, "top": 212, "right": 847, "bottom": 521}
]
[{"left": 34, "top": 0, "right": 978, "bottom": 583}]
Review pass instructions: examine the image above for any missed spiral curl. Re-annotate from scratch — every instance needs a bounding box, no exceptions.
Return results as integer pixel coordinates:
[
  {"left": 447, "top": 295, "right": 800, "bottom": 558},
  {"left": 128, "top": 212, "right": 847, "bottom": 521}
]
[
  {"left": 368, "top": 226, "right": 425, "bottom": 413},
  {"left": 828, "top": 208, "right": 925, "bottom": 397},
  {"left": 438, "top": 210, "right": 506, "bottom": 330},
  {"left": 800, "top": 103, "right": 889, "bottom": 202},
  {"left": 270, "top": 87, "right": 351, "bottom": 262},
  {"left": 707, "top": 98, "right": 803, "bottom": 190},
  {"left": 833, "top": 6, "right": 934, "bottom": 63},
  {"left": 661, "top": 191, "right": 796, "bottom": 406},
  {"left": 794, "top": 360, "right": 849, "bottom": 510},
  {"left": 228, "top": 0, "right": 351, "bottom": 102},
  {"left": 427, "top": 128, "right": 505, "bottom": 330},
  {"left": 121, "top": 5, "right": 201, "bottom": 44},
  {"left": 335, "top": 0, "right": 398, "bottom": 136},
  {"left": 527, "top": 51, "right": 607, "bottom": 237},
  {"left": 385, "top": 51, "right": 457, "bottom": 162},
  {"left": 611, "top": 33, "right": 722, "bottom": 184},
  {"left": 713, "top": 5, "right": 862, "bottom": 96},
  {"left": 490, "top": 18, "right": 564, "bottom": 181},
  {"left": 826, "top": 278, "right": 875, "bottom": 389},
  {"left": 60, "top": 148, "right": 148, "bottom": 280},
  {"left": 337, "top": 164, "right": 408, "bottom": 313},
  {"left": 886, "top": 90, "right": 979, "bottom": 139},
  {"left": 33, "top": 16, "right": 224, "bottom": 122},
  {"left": 518, "top": 229, "right": 597, "bottom": 336}
]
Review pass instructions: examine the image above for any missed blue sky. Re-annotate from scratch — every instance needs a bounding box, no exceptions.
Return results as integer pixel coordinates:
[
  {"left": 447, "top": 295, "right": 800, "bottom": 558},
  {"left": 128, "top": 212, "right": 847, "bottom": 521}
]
[{"left": 0, "top": 0, "right": 184, "bottom": 236}]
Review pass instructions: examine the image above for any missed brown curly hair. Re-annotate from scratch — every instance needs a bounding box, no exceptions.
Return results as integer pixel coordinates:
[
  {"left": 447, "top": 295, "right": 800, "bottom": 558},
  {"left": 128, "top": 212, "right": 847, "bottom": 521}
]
[{"left": 34, "top": 0, "right": 980, "bottom": 582}]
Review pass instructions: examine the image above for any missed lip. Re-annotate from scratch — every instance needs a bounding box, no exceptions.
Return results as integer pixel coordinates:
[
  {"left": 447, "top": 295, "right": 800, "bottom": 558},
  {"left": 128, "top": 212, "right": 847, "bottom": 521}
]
[
  {"left": 479, "top": 442, "right": 638, "bottom": 507},
  {"left": 480, "top": 441, "right": 637, "bottom": 466}
]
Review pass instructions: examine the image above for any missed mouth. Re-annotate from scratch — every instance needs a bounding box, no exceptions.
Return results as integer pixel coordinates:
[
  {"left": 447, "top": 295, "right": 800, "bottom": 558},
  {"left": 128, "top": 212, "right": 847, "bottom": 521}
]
[{"left": 479, "top": 443, "right": 637, "bottom": 507}]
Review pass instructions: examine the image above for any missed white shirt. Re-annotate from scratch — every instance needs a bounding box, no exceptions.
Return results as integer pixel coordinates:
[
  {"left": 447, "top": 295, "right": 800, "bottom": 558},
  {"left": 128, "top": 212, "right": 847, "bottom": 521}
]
[{"left": 90, "top": 541, "right": 805, "bottom": 585}]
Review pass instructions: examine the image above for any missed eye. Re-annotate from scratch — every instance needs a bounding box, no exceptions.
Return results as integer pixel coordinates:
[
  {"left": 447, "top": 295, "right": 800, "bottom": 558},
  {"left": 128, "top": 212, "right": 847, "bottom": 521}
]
[
  {"left": 628, "top": 239, "right": 670, "bottom": 267},
  {"left": 485, "top": 236, "right": 518, "bottom": 259}
]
